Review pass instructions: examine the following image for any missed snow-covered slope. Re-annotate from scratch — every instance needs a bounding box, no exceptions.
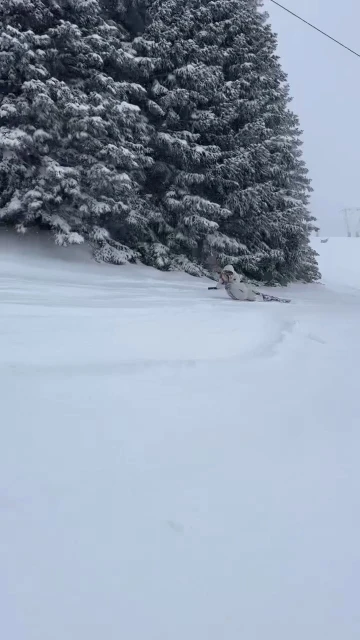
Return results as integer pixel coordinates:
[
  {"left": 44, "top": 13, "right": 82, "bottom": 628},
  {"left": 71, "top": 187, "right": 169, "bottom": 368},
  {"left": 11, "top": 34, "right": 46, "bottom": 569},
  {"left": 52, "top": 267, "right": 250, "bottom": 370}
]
[{"left": 1, "top": 232, "right": 360, "bottom": 640}]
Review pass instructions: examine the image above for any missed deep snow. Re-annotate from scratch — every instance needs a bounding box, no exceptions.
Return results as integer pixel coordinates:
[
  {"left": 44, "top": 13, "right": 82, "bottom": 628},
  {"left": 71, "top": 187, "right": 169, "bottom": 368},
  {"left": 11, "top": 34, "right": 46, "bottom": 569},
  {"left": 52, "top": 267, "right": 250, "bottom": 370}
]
[{"left": 1, "top": 232, "right": 359, "bottom": 640}]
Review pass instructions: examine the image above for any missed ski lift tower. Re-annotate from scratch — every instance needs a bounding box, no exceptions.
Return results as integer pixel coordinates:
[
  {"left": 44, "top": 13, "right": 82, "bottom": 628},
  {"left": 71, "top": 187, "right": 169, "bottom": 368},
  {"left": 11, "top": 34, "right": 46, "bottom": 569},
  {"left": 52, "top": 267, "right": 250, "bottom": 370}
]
[{"left": 342, "top": 208, "right": 360, "bottom": 237}]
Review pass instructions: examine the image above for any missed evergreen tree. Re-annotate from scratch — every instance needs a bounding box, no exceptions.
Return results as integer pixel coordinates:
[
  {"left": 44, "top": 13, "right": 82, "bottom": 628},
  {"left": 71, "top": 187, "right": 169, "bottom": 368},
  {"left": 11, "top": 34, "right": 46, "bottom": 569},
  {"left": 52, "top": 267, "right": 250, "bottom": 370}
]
[
  {"left": 213, "top": 0, "right": 319, "bottom": 283},
  {"left": 0, "top": 0, "right": 156, "bottom": 263},
  {"left": 0, "top": 0, "right": 320, "bottom": 282},
  {"left": 133, "top": 0, "right": 236, "bottom": 275},
  {"left": 134, "top": 0, "right": 319, "bottom": 282}
]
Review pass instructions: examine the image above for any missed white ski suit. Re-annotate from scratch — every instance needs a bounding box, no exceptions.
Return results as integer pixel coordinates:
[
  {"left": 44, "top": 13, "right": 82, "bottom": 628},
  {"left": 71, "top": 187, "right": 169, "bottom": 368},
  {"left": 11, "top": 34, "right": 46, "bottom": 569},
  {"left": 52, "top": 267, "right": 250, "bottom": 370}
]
[{"left": 217, "top": 265, "right": 260, "bottom": 302}]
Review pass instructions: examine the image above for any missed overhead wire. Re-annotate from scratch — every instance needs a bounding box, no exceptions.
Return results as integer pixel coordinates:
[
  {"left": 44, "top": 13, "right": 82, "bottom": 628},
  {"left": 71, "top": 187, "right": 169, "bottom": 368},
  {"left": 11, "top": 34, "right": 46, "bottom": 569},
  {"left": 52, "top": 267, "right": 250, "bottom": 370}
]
[{"left": 269, "top": 0, "right": 360, "bottom": 59}]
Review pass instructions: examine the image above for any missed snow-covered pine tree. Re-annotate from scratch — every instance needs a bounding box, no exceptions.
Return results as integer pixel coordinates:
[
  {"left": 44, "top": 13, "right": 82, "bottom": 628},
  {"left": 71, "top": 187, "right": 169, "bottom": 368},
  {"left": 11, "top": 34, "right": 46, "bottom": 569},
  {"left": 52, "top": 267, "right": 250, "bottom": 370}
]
[
  {"left": 133, "top": 0, "right": 237, "bottom": 275},
  {"left": 213, "top": 0, "right": 320, "bottom": 283},
  {"left": 0, "top": 0, "right": 156, "bottom": 263},
  {"left": 134, "top": 0, "right": 320, "bottom": 282}
]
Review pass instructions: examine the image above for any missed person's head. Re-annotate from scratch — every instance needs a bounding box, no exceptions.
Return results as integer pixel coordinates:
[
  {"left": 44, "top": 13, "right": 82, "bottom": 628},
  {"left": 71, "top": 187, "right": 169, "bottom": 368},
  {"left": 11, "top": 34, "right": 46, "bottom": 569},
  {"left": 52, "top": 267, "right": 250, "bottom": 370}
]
[{"left": 221, "top": 264, "right": 235, "bottom": 283}]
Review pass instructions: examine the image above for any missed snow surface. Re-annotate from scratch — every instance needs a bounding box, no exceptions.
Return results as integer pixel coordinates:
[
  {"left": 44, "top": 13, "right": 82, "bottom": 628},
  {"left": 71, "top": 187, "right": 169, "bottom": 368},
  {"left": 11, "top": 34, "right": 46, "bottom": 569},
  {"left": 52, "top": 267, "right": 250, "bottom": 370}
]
[{"left": 1, "top": 232, "right": 360, "bottom": 640}]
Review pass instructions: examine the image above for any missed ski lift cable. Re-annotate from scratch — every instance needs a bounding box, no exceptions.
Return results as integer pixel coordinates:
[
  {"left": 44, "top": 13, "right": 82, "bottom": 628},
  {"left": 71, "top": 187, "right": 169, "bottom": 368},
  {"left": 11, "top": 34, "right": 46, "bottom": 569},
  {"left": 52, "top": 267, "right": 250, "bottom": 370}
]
[{"left": 269, "top": 0, "right": 360, "bottom": 59}]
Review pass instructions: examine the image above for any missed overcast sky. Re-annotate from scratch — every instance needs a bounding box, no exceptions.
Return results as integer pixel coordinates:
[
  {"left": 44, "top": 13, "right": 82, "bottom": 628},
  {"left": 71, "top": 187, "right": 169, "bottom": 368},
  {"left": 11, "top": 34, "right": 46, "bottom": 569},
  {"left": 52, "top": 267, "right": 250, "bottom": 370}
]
[{"left": 263, "top": 0, "right": 360, "bottom": 236}]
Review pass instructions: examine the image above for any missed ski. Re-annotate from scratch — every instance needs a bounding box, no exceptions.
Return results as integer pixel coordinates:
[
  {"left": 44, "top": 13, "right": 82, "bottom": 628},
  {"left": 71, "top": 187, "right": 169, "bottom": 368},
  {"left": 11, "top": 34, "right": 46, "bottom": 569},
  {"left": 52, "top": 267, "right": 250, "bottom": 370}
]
[{"left": 260, "top": 293, "right": 291, "bottom": 304}]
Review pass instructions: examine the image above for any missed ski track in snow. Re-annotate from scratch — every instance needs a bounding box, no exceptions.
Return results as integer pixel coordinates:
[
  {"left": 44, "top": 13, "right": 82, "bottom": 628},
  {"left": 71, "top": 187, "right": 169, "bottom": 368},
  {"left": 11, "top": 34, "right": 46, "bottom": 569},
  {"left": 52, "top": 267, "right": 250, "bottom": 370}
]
[{"left": 1, "top": 233, "right": 360, "bottom": 640}]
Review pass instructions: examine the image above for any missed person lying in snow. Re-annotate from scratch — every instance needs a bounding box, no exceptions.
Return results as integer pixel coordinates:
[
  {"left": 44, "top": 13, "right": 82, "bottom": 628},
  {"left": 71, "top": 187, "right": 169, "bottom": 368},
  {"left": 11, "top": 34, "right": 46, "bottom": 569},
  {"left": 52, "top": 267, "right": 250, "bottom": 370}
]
[{"left": 211, "top": 265, "right": 291, "bottom": 303}]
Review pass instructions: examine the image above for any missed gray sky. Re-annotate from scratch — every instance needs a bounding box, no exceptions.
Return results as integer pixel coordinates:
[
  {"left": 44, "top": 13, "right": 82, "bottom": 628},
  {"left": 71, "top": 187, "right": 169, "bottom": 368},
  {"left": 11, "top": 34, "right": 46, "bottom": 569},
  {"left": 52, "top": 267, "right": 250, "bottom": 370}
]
[{"left": 263, "top": 0, "right": 360, "bottom": 236}]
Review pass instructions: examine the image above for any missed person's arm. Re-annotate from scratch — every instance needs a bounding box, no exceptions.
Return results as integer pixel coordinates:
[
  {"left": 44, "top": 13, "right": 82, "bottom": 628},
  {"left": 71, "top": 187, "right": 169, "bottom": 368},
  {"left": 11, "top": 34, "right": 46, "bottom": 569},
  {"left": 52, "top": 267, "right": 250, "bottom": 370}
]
[
  {"left": 208, "top": 275, "right": 224, "bottom": 290},
  {"left": 216, "top": 274, "right": 225, "bottom": 289}
]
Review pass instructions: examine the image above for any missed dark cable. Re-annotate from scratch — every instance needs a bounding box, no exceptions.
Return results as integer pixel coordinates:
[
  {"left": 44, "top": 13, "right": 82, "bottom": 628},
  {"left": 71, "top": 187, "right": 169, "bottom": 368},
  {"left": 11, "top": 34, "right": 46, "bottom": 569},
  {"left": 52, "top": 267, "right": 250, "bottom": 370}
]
[{"left": 269, "top": 0, "right": 360, "bottom": 59}]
